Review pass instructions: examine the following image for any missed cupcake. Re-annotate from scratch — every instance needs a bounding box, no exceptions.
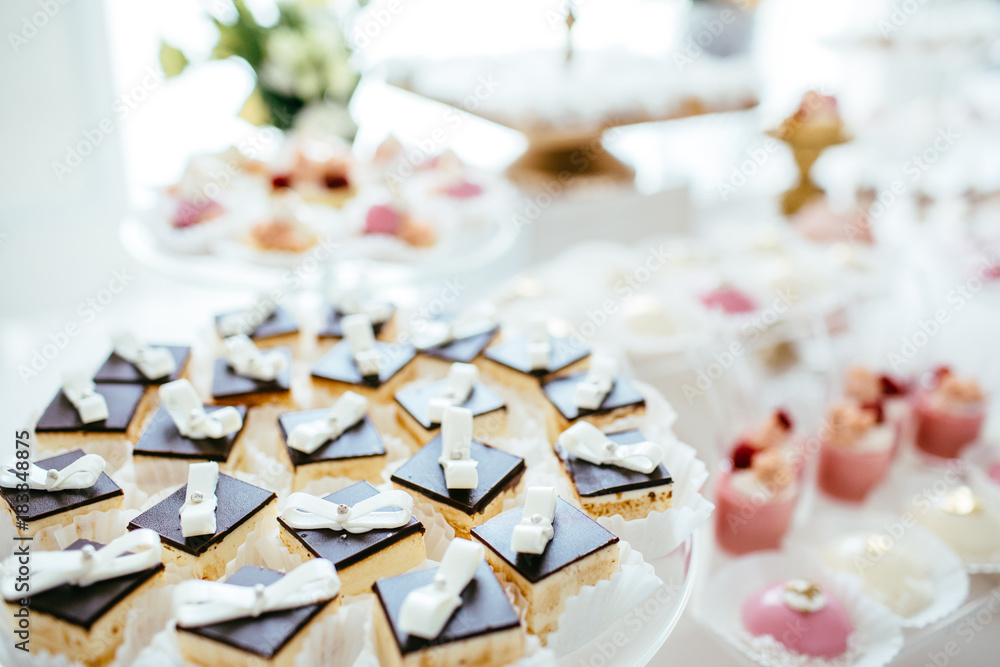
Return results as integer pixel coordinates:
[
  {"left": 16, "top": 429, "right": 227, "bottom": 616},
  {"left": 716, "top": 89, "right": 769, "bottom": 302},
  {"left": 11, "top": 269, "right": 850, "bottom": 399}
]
[
  {"left": 741, "top": 579, "right": 854, "bottom": 659},
  {"left": 715, "top": 411, "right": 800, "bottom": 555},
  {"left": 817, "top": 402, "right": 895, "bottom": 502},
  {"left": 914, "top": 367, "right": 986, "bottom": 458}
]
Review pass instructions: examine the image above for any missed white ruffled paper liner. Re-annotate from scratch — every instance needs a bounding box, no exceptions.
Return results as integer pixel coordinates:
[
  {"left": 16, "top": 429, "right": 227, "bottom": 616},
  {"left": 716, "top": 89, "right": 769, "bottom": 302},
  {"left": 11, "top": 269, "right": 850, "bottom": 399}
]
[
  {"left": 785, "top": 511, "right": 969, "bottom": 629},
  {"left": 866, "top": 451, "right": 1000, "bottom": 573},
  {"left": 127, "top": 595, "right": 381, "bottom": 667},
  {"left": 544, "top": 542, "right": 664, "bottom": 657},
  {"left": 697, "top": 552, "right": 904, "bottom": 667},
  {"left": 595, "top": 439, "right": 714, "bottom": 560},
  {"left": 493, "top": 433, "right": 712, "bottom": 561}
]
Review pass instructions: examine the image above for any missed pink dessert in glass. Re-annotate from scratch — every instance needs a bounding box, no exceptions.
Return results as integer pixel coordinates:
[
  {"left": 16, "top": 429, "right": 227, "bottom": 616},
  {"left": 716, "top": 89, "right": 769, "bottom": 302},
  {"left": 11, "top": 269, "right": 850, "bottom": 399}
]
[
  {"left": 742, "top": 579, "right": 854, "bottom": 659},
  {"left": 716, "top": 411, "right": 800, "bottom": 555},
  {"left": 844, "top": 365, "right": 910, "bottom": 447},
  {"left": 915, "top": 367, "right": 986, "bottom": 459},
  {"left": 818, "top": 402, "right": 895, "bottom": 502}
]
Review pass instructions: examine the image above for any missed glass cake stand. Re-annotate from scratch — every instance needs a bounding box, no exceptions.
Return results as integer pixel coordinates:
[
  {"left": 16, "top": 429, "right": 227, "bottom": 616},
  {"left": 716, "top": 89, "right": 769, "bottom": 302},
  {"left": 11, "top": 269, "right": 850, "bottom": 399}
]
[{"left": 556, "top": 532, "right": 699, "bottom": 666}]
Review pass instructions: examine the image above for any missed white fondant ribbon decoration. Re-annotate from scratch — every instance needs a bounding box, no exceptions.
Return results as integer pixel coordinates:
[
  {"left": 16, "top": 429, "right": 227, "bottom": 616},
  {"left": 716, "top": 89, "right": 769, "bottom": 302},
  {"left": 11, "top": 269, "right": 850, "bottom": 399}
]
[
  {"left": 398, "top": 538, "right": 484, "bottom": 639},
  {"left": 573, "top": 354, "right": 618, "bottom": 410},
  {"left": 288, "top": 391, "right": 368, "bottom": 454},
  {"left": 527, "top": 317, "right": 551, "bottom": 371},
  {"left": 160, "top": 379, "right": 243, "bottom": 440},
  {"left": 343, "top": 314, "right": 381, "bottom": 377},
  {"left": 63, "top": 374, "right": 109, "bottom": 424},
  {"left": 280, "top": 489, "right": 414, "bottom": 533},
  {"left": 427, "top": 362, "right": 478, "bottom": 424},
  {"left": 179, "top": 462, "right": 219, "bottom": 538},
  {"left": 113, "top": 332, "right": 177, "bottom": 380},
  {"left": 0, "top": 454, "right": 106, "bottom": 491},
  {"left": 411, "top": 302, "right": 497, "bottom": 350},
  {"left": 558, "top": 422, "right": 664, "bottom": 474},
  {"left": 438, "top": 406, "right": 478, "bottom": 489},
  {"left": 332, "top": 285, "right": 392, "bottom": 325},
  {"left": 223, "top": 334, "right": 287, "bottom": 381},
  {"left": 0, "top": 529, "right": 162, "bottom": 601},
  {"left": 511, "top": 486, "right": 557, "bottom": 555},
  {"left": 218, "top": 294, "right": 277, "bottom": 337},
  {"left": 174, "top": 558, "right": 340, "bottom": 628}
]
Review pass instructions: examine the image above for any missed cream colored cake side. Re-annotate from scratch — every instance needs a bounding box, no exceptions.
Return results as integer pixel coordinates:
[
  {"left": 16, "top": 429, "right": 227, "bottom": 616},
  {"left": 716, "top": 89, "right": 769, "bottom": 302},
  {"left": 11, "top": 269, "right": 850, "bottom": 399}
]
[
  {"left": 177, "top": 595, "right": 340, "bottom": 667},
  {"left": 279, "top": 528, "right": 426, "bottom": 596},
  {"left": 4, "top": 569, "right": 164, "bottom": 667},
  {"left": 395, "top": 405, "right": 508, "bottom": 447},
  {"left": 373, "top": 596, "right": 525, "bottom": 667},
  {"left": 392, "top": 476, "right": 524, "bottom": 539},
  {"left": 5, "top": 495, "right": 124, "bottom": 538},
  {"left": 160, "top": 498, "right": 276, "bottom": 580},
  {"left": 477, "top": 540, "right": 620, "bottom": 638},
  {"left": 578, "top": 485, "right": 673, "bottom": 521}
]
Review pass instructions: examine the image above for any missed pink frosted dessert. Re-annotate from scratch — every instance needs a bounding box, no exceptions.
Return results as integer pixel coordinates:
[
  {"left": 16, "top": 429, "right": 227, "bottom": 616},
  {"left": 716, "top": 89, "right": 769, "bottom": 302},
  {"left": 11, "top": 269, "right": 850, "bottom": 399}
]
[
  {"left": 915, "top": 367, "right": 986, "bottom": 459},
  {"left": 844, "top": 366, "right": 910, "bottom": 442},
  {"left": 363, "top": 204, "right": 436, "bottom": 247},
  {"left": 742, "top": 579, "right": 854, "bottom": 659},
  {"left": 700, "top": 286, "right": 757, "bottom": 315},
  {"left": 716, "top": 411, "right": 800, "bottom": 555},
  {"left": 818, "top": 402, "right": 895, "bottom": 502}
]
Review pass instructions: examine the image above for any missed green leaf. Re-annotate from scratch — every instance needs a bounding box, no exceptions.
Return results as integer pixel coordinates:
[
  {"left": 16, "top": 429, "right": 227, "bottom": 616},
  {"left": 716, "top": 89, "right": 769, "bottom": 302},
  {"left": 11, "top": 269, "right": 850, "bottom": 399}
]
[{"left": 159, "top": 41, "right": 188, "bottom": 78}]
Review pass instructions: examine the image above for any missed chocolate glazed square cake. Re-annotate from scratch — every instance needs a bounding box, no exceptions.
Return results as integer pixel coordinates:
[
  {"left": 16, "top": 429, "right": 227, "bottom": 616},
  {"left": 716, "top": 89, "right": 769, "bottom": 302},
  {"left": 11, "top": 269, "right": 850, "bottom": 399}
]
[{"left": 471, "top": 498, "right": 620, "bottom": 637}]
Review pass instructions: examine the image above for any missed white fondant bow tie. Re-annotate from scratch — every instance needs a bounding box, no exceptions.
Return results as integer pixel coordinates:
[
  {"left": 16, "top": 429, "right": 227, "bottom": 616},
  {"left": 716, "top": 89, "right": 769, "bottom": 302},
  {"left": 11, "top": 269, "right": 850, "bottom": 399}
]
[
  {"left": 333, "top": 286, "right": 392, "bottom": 325},
  {"left": 281, "top": 489, "right": 414, "bottom": 533},
  {"left": 573, "top": 354, "right": 618, "bottom": 410},
  {"left": 288, "top": 391, "right": 368, "bottom": 454},
  {"left": 558, "top": 422, "right": 664, "bottom": 474},
  {"left": 173, "top": 558, "right": 341, "bottom": 628},
  {"left": 161, "top": 379, "right": 243, "bottom": 440},
  {"left": 63, "top": 374, "right": 109, "bottom": 424},
  {"left": 343, "top": 314, "right": 381, "bottom": 377},
  {"left": 113, "top": 333, "right": 176, "bottom": 380},
  {"left": 0, "top": 453, "right": 106, "bottom": 491},
  {"left": 526, "top": 318, "right": 551, "bottom": 371},
  {"left": 223, "top": 335, "right": 287, "bottom": 381},
  {"left": 427, "top": 362, "right": 478, "bottom": 424},
  {"left": 399, "top": 538, "right": 483, "bottom": 639},
  {"left": 511, "top": 486, "right": 557, "bottom": 555},
  {"left": 180, "top": 462, "right": 219, "bottom": 538},
  {"left": 0, "top": 529, "right": 162, "bottom": 601},
  {"left": 218, "top": 295, "right": 277, "bottom": 337},
  {"left": 438, "top": 406, "right": 478, "bottom": 489},
  {"left": 411, "top": 303, "right": 497, "bottom": 351}
]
